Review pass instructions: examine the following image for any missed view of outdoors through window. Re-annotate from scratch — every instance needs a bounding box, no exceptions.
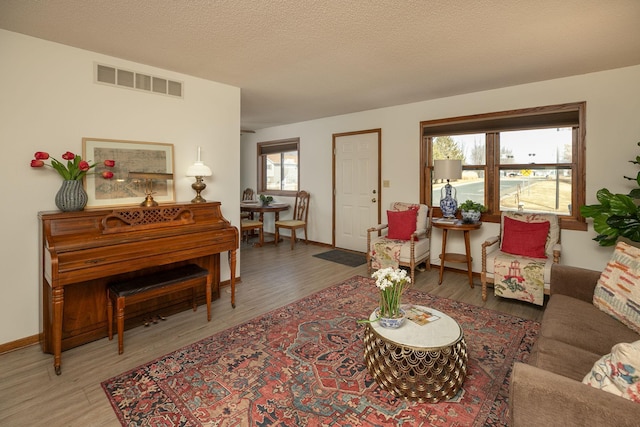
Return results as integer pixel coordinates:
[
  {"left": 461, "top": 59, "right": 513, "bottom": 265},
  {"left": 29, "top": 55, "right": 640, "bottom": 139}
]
[
  {"left": 265, "top": 151, "right": 299, "bottom": 191},
  {"left": 432, "top": 128, "right": 573, "bottom": 215}
]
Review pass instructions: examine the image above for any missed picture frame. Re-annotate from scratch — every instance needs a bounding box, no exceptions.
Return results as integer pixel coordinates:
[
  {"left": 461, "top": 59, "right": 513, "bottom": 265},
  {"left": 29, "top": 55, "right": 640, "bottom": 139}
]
[{"left": 82, "top": 138, "right": 175, "bottom": 208}]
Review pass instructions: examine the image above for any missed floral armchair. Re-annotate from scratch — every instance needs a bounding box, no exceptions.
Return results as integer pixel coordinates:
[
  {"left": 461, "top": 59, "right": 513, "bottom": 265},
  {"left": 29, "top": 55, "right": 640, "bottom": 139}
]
[
  {"left": 366, "top": 202, "right": 433, "bottom": 284},
  {"left": 481, "top": 211, "right": 561, "bottom": 305}
]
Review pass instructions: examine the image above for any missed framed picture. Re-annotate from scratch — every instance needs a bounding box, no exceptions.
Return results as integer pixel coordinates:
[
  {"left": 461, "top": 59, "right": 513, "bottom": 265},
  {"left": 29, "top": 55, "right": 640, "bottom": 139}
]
[{"left": 82, "top": 138, "right": 175, "bottom": 208}]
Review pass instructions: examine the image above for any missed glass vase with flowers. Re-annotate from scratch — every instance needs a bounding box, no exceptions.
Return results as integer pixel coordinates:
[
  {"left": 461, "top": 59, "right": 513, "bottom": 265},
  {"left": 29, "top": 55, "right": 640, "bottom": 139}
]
[{"left": 360, "top": 267, "right": 411, "bottom": 328}]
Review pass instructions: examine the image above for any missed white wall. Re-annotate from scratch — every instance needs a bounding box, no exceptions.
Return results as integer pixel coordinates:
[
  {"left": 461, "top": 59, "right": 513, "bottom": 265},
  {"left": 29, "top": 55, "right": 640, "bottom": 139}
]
[
  {"left": 242, "top": 65, "right": 640, "bottom": 273},
  {"left": 0, "top": 30, "right": 241, "bottom": 346}
]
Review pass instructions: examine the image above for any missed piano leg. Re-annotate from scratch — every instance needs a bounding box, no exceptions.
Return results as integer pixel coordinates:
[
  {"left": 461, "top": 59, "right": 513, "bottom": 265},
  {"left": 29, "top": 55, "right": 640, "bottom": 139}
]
[
  {"left": 52, "top": 286, "right": 64, "bottom": 375},
  {"left": 229, "top": 249, "right": 237, "bottom": 308}
]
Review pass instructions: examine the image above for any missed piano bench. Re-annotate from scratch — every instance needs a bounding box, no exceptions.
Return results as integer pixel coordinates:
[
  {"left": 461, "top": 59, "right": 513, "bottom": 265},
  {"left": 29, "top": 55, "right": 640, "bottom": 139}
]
[{"left": 107, "top": 264, "right": 210, "bottom": 354}]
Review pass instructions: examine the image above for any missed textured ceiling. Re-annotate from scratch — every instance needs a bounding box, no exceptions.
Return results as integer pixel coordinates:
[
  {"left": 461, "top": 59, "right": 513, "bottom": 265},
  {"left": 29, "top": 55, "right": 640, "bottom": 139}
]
[{"left": 2, "top": 0, "right": 640, "bottom": 130}]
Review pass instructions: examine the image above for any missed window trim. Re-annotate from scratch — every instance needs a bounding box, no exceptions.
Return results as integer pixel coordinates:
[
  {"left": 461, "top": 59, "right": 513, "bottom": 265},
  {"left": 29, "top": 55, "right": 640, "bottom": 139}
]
[
  {"left": 257, "top": 137, "right": 300, "bottom": 196},
  {"left": 420, "top": 102, "right": 587, "bottom": 231}
]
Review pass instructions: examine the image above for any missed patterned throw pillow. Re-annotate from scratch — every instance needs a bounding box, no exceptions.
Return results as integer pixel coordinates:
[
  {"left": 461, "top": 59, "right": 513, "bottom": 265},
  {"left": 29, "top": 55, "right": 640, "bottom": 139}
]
[
  {"left": 583, "top": 340, "right": 640, "bottom": 403},
  {"left": 386, "top": 208, "right": 417, "bottom": 240},
  {"left": 594, "top": 241, "right": 640, "bottom": 334}
]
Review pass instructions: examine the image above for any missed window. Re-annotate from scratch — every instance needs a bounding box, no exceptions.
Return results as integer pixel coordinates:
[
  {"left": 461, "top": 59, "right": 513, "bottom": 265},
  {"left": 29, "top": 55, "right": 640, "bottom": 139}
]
[
  {"left": 257, "top": 138, "right": 299, "bottom": 195},
  {"left": 420, "top": 102, "right": 586, "bottom": 230}
]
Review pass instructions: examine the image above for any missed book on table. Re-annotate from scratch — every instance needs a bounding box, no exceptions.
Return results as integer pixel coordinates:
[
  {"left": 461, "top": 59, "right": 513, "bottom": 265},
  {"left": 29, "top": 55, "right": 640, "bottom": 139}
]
[{"left": 405, "top": 306, "right": 440, "bottom": 325}]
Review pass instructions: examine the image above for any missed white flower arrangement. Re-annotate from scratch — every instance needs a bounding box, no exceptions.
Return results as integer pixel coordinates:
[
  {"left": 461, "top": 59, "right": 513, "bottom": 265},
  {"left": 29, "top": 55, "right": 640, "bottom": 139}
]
[{"left": 371, "top": 267, "right": 411, "bottom": 319}]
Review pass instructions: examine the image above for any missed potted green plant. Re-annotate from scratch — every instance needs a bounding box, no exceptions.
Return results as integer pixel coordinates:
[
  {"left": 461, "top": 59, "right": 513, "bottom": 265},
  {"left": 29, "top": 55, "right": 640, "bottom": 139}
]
[
  {"left": 259, "top": 194, "right": 274, "bottom": 206},
  {"left": 580, "top": 141, "right": 640, "bottom": 246},
  {"left": 458, "top": 200, "right": 487, "bottom": 223}
]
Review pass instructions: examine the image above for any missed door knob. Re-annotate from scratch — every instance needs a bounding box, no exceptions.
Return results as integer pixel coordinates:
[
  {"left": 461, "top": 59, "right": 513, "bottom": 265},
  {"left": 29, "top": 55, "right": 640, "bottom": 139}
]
[{"left": 371, "top": 198, "right": 377, "bottom": 203}]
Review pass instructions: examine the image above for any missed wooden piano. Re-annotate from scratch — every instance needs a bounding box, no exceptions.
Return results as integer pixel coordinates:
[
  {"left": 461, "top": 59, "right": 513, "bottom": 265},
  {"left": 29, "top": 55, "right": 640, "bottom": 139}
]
[{"left": 39, "top": 202, "right": 238, "bottom": 375}]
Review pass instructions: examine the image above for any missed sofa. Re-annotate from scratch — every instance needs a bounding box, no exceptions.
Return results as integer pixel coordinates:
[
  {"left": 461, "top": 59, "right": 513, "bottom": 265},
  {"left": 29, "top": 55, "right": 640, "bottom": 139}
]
[{"left": 509, "top": 264, "right": 640, "bottom": 426}]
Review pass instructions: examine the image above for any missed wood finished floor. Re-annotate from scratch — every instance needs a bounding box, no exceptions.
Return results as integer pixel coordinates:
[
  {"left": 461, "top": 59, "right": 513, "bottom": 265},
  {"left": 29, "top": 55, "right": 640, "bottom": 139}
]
[{"left": 0, "top": 239, "right": 544, "bottom": 426}]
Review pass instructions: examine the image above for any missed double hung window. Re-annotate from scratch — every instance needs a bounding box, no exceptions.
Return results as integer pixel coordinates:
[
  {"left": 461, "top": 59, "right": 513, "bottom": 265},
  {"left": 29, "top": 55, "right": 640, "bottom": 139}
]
[{"left": 421, "top": 102, "right": 586, "bottom": 230}]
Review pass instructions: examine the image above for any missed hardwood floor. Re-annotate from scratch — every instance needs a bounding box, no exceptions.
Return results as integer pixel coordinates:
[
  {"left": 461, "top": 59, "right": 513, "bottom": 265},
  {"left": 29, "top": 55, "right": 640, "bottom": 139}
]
[{"left": 0, "top": 240, "right": 544, "bottom": 426}]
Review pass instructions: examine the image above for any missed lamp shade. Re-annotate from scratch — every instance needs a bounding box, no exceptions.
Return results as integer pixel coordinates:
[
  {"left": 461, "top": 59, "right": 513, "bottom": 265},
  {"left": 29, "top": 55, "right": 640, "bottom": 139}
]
[
  {"left": 433, "top": 159, "right": 462, "bottom": 180},
  {"left": 185, "top": 161, "right": 212, "bottom": 177}
]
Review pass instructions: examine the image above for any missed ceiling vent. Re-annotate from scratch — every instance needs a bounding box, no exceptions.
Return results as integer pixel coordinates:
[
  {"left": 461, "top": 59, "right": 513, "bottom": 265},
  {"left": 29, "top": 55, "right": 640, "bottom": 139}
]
[{"left": 95, "top": 63, "right": 183, "bottom": 99}]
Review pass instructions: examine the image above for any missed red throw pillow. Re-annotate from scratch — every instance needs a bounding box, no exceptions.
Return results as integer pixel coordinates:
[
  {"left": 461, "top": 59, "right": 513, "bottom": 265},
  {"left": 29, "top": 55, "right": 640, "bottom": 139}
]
[
  {"left": 387, "top": 209, "right": 418, "bottom": 241},
  {"left": 501, "top": 216, "right": 550, "bottom": 258}
]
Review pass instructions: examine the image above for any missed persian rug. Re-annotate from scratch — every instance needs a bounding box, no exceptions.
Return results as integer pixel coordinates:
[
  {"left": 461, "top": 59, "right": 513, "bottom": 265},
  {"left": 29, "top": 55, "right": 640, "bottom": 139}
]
[
  {"left": 102, "top": 276, "right": 540, "bottom": 426},
  {"left": 313, "top": 249, "right": 367, "bottom": 267}
]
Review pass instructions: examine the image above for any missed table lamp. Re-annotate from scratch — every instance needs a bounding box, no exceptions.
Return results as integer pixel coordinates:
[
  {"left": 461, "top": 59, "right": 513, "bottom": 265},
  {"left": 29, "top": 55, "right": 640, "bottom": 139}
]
[
  {"left": 186, "top": 147, "right": 212, "bottom": 203},
  {"left": 434, "top": 159, "right": 462, "bottom": 218}
]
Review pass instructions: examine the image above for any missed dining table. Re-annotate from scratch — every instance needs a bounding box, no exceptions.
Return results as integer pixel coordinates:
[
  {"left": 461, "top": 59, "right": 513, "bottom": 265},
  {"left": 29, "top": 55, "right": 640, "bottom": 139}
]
[{"left": 240, "top": 201, "right": 290, "bottom": 246}]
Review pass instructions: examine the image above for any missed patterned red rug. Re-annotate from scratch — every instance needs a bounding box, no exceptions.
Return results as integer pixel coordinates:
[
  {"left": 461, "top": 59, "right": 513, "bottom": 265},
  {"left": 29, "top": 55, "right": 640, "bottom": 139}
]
[{"left": 102, "top": 275, "right": 539, "bottom": 426}]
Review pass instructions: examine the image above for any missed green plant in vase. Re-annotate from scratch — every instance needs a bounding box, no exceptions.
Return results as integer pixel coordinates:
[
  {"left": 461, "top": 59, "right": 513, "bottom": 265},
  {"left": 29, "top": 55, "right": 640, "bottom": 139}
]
[
  {"left": 458, "top": 199, "right": 487, "bottom": 223},
  {"left": 259, "top": 194, "right": 274, "bottom": 206}
]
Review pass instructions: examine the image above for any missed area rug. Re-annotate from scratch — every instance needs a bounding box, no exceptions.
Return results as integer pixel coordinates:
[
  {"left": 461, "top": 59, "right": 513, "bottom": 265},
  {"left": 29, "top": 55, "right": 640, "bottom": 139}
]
[
  {"left": 312, "top": 249, "right": 367, "bottom": 267},
  {"left": 102, "top": 276, "right": 539, "bottom": 426}
]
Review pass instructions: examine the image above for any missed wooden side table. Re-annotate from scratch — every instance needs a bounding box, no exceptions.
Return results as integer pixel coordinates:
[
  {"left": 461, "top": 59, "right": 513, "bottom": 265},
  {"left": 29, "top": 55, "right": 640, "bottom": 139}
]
[{"left": 433, "top": 219, "right": 482, "bottom": 287}]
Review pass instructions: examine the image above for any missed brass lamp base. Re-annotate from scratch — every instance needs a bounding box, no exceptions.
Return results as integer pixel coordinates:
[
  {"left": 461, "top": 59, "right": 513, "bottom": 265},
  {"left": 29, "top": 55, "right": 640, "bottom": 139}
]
[
  {"left": 191, "top": 176, "right": 207, "bottom": 203},
  {"left": 141, "top": 193, "right": 158, "bottom": 207}
]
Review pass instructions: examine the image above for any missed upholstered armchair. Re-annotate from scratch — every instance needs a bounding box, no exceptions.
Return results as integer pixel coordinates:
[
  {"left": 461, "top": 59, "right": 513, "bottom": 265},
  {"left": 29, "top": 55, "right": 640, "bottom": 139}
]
[
  {"left": 481, "top": 211, "right": 561, "bottom": 305},
  {"left": 366, "top": 202, "right": 433, "bottom": 284}
]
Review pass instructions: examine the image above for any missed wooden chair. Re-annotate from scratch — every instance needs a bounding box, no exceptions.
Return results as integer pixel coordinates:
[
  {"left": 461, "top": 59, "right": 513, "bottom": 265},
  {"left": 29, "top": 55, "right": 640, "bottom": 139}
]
[
  {"left": 366, "top": 202, "right": 433, "bottom": 284},
  {"left": 241, "top": 188, "right": 255, "bottom": 220},
  {"left": 481, "top": 211, "right": 561, "bottom": 302},
  {"left": 275, "top": 190, "right": 310, "bottom": 249},
  {"left": 241, "top": 218, "right": 264, "bottom": 246}
]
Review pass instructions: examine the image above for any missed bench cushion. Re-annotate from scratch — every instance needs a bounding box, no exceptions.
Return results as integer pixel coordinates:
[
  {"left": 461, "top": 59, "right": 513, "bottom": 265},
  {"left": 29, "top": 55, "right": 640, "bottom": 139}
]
[{"left": 109, "top": 264, "right": 208, "bottom": 297}]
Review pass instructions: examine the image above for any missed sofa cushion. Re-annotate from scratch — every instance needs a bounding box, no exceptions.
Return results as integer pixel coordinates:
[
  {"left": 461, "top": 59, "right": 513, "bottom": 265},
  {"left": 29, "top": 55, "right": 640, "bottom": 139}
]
[
  {"left": 594, "top": 241, "right": 640, "bottom": 334},
  {"left": 541, "top": 294, "right": 640, "bottom": 356},
  {"left": 583, "top": 340, "right": 640, "bottom": 402},
  {"left": 530, "top": 336, "right": 602, "bottom": 382}
]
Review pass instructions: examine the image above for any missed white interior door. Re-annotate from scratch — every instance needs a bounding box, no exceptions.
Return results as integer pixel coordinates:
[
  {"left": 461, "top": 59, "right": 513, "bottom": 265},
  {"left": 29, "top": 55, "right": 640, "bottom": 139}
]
[{"left": 334, "top": 130, "right": 380, "bottom": 252}]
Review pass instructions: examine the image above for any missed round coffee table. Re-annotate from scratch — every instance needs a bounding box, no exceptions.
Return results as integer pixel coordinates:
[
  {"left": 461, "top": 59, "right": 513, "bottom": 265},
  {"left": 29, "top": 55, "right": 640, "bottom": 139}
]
[{"left": 363, "top": 305, "right": 467, "bottom": 402}]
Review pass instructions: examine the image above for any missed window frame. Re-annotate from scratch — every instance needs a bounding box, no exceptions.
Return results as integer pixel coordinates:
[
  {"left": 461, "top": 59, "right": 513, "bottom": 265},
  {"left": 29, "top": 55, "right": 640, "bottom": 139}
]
[
  {"left": 257, "top": 137, "right": 300, "bottom": 196},
  {"left": 420, "top": 102, "right": 586, "bottom": 231}
]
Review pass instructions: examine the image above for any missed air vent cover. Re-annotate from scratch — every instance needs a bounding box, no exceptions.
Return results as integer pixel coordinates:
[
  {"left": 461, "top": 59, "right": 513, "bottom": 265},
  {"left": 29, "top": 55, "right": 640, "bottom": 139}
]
[{"left": 95, "top": 63, "right": 183, "bottom": 99}]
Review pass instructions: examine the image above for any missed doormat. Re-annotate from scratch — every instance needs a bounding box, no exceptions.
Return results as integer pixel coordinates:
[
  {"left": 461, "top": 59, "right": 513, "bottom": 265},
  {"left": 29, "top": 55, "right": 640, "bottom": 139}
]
[{"left": 313, "top": 249, "right": 367, "bottom": 267}]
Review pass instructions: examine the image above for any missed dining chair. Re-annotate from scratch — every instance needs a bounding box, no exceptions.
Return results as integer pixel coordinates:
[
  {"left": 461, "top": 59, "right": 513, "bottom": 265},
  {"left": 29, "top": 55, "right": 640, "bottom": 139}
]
[
  {"left": 241, "top": 218, "right": 264, "bottom": 246},
  {"left": 275, "top": 190, "right": 310, "bottom": 250}
]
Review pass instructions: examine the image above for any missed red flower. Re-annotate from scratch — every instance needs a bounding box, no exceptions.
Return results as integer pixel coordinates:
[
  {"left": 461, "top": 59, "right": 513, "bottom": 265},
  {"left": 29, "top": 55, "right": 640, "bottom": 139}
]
[
  {"left": 61, "top": 151, "right": 75, "bottom": 160},
  {"left": 34, "top": 151, "right": 50, "bottom": 160},
  {"left": 31, "top": 159, "right": 45, "bottom": 167},
  {"left": 102, "top": 171, "right": 114, "bottom": 179},
  {"left": 78, "top": 161, "right": 90, "bottom": 171},
  {"left": 104, "top": 159, "right": 116, "bottom": 167}
]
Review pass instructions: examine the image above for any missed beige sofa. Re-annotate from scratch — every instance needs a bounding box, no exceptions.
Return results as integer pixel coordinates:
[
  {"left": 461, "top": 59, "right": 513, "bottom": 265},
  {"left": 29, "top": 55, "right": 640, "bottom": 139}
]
[{"left": 509, "top": 264, "right": 640, "bottom": 426}]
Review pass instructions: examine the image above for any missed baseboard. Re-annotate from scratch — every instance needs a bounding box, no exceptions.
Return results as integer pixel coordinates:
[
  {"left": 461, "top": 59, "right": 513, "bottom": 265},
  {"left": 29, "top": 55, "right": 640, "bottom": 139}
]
[{"left": 0, "top": 334, "right": 39, "bottom": 355}]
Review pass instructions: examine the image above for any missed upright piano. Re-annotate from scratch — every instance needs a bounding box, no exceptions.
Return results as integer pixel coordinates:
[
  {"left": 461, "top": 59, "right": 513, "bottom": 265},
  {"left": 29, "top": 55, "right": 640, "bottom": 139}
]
[{"left": 39, "top": 202, "right": 238, "bottom": 374}]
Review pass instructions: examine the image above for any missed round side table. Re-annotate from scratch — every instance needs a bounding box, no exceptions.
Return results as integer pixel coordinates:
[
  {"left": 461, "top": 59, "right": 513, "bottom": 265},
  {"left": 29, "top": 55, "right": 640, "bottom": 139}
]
[{"left": 363, "top": 305, "right": 467, "bottom": 402}]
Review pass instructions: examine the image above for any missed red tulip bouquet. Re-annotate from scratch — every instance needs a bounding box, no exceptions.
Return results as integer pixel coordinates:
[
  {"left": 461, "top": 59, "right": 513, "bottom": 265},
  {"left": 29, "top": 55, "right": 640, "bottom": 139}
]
[{"left": 30, "top": 151, "right": 115, "bottom": 180}]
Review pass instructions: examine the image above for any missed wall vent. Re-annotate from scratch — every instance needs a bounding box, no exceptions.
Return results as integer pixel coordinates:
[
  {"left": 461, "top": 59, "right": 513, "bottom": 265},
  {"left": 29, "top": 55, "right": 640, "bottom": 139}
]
[{"left": 95, "top": 63, "right": 183, "bottom": 99}]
